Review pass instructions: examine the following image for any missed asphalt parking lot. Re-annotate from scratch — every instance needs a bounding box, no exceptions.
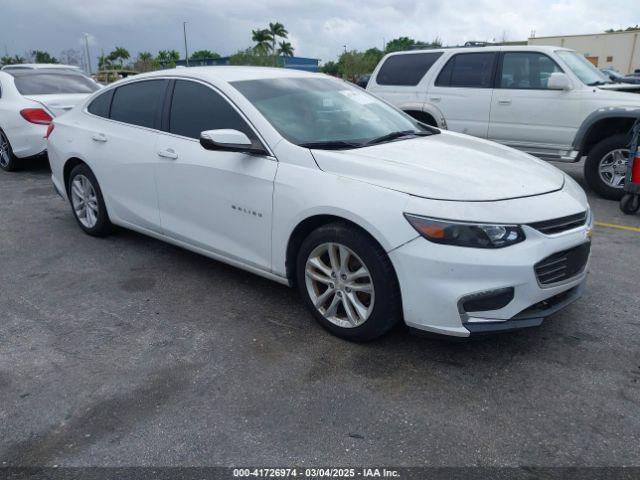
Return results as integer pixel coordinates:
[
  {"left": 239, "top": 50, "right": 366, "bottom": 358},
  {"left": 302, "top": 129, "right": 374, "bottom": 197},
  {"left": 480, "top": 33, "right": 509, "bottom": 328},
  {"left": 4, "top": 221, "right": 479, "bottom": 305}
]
[{"left": 0, "top": 158, "right": 639, "bottom": 467}]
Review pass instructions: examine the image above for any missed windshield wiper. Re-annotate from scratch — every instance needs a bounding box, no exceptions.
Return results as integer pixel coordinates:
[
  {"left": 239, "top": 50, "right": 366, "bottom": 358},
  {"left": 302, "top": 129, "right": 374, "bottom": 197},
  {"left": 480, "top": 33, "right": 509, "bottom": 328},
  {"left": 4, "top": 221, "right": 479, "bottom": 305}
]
[
  {"left": 299, "top": 140, "right": 363, "bottom": 150},
  {"left": 363, "top": 130, "right": 432, "bottom": 146},
  {"left": 587, "top": 81, "right": 611, "bottom": 86}
]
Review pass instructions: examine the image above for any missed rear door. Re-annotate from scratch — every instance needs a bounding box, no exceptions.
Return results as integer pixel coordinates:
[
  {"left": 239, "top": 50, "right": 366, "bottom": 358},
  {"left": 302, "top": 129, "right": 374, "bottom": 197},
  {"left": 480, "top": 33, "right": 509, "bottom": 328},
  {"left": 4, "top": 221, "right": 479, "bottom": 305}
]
[
  {"left": 488, "top": 51, "right": 581, "bottom": 158},
  {"left": 426, "top": 52, "right": 497, "bottom": 138},
  {"left": 84, "top": 79, "right": 168, "bottom": 232}
]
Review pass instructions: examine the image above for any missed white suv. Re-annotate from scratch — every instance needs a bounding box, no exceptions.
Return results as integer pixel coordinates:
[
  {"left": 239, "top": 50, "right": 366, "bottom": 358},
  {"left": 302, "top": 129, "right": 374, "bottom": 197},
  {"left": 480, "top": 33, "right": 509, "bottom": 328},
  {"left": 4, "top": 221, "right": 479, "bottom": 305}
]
[{"left": 367, "top": 46, "right": 640, "bottom": 199}]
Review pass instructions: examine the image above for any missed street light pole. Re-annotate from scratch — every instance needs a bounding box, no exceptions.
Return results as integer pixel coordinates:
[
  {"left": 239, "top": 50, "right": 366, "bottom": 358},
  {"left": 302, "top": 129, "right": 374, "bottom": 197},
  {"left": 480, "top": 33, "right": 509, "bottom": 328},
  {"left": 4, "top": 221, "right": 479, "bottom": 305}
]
[
  {"left": 83, "top": 33, "right": 92, "bottom": 75},
  {"left": 183, "top": 22, "right": 189, "bottom": 66}
]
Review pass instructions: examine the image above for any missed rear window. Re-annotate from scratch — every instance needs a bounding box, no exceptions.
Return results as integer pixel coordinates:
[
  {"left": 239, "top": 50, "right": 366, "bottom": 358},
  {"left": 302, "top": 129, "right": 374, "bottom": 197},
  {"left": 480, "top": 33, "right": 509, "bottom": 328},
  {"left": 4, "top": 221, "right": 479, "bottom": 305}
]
[
  {"left": 13, "top": 72, "right": 100, "bottom": 95},
  {"left": 435, "top": 52, "right": 497, "bottom": 88},
  {"left": 110, "top": 80, "right": 167, "bottom": 129},
  {"left": 376, "top": 52, "right": 443, "bottom": 86},
  {"left": 87, "top": 90, "right": 113, "bottom": 118}
]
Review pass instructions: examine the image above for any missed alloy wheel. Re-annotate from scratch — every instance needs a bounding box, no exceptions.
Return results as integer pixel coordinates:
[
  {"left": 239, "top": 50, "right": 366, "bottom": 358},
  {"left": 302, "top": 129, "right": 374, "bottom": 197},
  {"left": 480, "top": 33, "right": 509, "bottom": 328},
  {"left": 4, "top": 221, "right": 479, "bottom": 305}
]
[
  {"left": 0, "top": 131, "right": 10, "bottom": 168},
  {"left": 599, "top": 149, "right": 629, "bottom": 189},
  {"left": 70, "top": 174, "right": 99, "bottom": 228},
  {"left": 304, "top": 242, "right": 375, "bottom": 328}
]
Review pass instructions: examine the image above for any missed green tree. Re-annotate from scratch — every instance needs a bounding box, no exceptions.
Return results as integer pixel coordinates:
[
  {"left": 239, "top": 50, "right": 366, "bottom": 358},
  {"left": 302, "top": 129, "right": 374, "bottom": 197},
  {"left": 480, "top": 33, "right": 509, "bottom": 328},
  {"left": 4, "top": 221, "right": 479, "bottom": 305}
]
[
  {"left": 32, "top": 50, "right": 58, "bottom": 63},
  {"left": 321, "top": 60, "right": 340, "bottom": 76},
  {"left": 277, "top": 41, "right": 294, "bottom": 57},
  {"left": 190, "top": 50, "right": 220, "bottom": 61},
  {"left": 229, "top": 48, "right": 274, "bottom": 67},
  {"left": 252, "top": 29, "right": 272, "bottom": 55},
  {"left": 109, "top": 47, "right": 130, "bottom": 67},
  {"left": 362, "top": 47, "right": 384, "bottom": 72},
  {"left": 0, "top": 54, "right": 26, "bottom": 66},
  {"left": 98, "top": 52, "right": 112, "bottom": 70},
  {"left": 135, "top": 51, "right": 158, "bottom": 72}
]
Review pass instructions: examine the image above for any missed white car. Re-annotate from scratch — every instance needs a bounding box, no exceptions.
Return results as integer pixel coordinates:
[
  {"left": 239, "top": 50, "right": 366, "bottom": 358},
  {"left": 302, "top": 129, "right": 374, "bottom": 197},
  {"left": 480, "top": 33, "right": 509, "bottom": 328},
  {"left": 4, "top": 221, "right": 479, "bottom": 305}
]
[
  {"left": 367, "top": 46, "right": 640, "bottom": 199},
  {"left": 1, "top": 63, "right": 84, "bottom": 72},
  {"left": 47, "top": 67, "right": 592, "bottom": 341},
  {"left": 0, "top": 68, "right": 100, "bottom": 171}
]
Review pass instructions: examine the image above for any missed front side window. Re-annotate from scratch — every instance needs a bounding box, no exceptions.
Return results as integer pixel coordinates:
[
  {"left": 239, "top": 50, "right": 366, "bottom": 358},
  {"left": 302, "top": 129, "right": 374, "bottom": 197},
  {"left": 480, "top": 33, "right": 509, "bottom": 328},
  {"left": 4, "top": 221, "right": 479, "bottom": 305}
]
[
  {"left": 435, "top": 53, "right": 497, "bottom": 88},
  {"left": 110, "top": 80, "right": 167, "bottom": 129},
  {"left": 168, "top": 80, "right": 256, "bottom": 141},
  {"left": 556, "top": 50, "right": 611, "bottom": 86},
  {"left": 231, "top": 77, "right": 431, "bottom": 148},
  {"left": 12, "top": 72, "right": 100, "bottom": 95},
  {"left": 499, "top": 52, "right": 562, "bottom": 89},
  {"left": 376, "top": 52, "right": 443, "bottom": 86}
]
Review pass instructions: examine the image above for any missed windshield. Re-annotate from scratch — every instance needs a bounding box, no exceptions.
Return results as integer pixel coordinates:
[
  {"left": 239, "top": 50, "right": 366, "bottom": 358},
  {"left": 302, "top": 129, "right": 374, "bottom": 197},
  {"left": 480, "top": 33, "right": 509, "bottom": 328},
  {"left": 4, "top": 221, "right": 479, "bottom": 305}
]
[
  {"left": 13, "top": 72, "right": 100, "bottom": 95},
  {"left": 556, "top": 50, "right": 611, "bottom": 86},
  {"left": 231, "top": 77, "right": 432, "bottom": 148}
]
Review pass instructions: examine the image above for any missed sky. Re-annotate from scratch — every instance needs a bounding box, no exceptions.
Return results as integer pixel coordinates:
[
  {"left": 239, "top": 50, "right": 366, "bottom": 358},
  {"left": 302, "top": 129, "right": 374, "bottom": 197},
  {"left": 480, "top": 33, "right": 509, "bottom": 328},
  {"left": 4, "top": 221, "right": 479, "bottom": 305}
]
[{"left": 2, "top": 0, "right": 638, "bottom": 66}]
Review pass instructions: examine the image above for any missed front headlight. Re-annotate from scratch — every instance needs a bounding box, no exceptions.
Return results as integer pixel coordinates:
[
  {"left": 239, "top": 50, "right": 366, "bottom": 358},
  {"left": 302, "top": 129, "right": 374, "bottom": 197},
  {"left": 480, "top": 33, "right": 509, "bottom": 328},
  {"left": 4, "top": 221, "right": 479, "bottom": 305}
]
[{"left": 404, "top": 214, "right": 526, "bottom": 249}]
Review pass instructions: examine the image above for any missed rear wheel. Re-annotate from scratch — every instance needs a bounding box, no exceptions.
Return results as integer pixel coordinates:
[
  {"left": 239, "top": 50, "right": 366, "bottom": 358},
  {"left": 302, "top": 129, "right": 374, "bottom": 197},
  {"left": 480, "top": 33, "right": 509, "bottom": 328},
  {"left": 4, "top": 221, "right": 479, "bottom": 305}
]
[
  {"left": 296, "top": 222, "right": 402, "bottom": 342},
  {"left": 67, "top": 164, "right": 113, "bottom": 236},
  {"left": 0, "top": 129, "right": 19, "bottom": 172},
  {"left": 584, "top": 134, "right": 629, "bottom": 200},
  {"left": 620, "top": 194, "right": 640, "bottom": 215}
]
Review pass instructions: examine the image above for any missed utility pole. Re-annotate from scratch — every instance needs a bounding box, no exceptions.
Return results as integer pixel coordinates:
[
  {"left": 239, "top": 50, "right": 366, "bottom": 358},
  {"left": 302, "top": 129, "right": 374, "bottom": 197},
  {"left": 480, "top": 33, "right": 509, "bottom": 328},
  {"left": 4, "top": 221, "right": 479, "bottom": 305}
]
[
  {"left": 83, "top": 33, "right": 92, "bottom": 75},
  {"left": 183, "top": 22, "right": 189, "bottom": 66}
]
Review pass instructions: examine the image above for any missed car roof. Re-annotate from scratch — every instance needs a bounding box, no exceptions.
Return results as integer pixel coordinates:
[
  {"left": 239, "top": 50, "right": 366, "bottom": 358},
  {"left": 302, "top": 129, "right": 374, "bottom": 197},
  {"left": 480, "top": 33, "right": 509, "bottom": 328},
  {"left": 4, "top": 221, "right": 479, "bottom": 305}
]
[
  {"left": 1, "top": 63, "right": 81, "bottom": 70},
  {"left": 125, "top": 66, "right": 321, "bottom": 84},
  {"left": 5, "top": 68, "right": 91, "bottom": 78},
  {"left": 382, "top": 45, "right": 574, "bottom": 57}
]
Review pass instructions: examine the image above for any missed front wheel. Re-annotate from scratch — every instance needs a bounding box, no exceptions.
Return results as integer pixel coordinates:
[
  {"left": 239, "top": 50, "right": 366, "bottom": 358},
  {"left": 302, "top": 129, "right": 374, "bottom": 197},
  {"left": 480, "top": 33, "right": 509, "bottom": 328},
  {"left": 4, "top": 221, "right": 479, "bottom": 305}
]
[
  {"left": 67, "top": 164, "right": 113, "bottom": 236},
  {"left": 584, "top": 134, "right": 629, "bottom": 200},
  {"left": 0, "top": 129, "right": 19, "bottom": 172},
  {"left": 296, "top": 222, "right": 402, "bottom": 342},
  {"left": 620, "top": 194, "right": 640, "bottom": 215}
]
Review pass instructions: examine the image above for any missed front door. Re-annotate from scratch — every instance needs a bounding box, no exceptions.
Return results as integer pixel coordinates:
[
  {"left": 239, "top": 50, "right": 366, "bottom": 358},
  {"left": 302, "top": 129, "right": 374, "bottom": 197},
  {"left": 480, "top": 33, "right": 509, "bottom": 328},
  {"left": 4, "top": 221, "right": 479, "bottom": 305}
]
[{"left": 155, "top": 80, "right": 277, "bottom": 271}]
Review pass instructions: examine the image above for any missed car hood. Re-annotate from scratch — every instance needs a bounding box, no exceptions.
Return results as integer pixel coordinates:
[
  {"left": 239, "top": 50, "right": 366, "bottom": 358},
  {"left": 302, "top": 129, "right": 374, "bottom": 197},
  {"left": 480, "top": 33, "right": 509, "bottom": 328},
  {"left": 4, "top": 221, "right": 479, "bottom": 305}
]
[
  {"left": 23, "top": 93, "right": 90, "bottom": 117},
  {"left": 311, "top": 131, "right": 565, "bottom": 201}
]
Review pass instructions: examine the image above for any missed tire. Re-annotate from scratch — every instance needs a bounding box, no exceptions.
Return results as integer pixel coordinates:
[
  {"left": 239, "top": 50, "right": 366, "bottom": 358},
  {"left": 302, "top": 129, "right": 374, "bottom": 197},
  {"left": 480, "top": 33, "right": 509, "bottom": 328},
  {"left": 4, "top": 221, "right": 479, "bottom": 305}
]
[
  {"left": 67, "top": 164, "right": 113, "bottom": 236},
  {"left": 296, "top": 222, "right": 402, "bottom": 342},
  {"left": 0, "top": 129, "right": 20, "bottom": 172},
  {"left": 584, "top": 134, "right": 630, "bottom": 200},
  {"left": 620, "top": 194, "right": 640, "bottom": 215}
]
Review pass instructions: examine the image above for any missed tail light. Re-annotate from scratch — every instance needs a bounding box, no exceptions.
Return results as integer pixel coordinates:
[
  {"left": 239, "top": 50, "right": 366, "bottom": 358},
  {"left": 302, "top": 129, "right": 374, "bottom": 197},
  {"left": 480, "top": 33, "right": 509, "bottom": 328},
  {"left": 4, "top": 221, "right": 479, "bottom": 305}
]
[
  {"left": 20, "top": 108, "right": 53, "bottom": 125},
  {"left": 45, "top": 123, "right": 55, "bottom": 139},
  {"left": 632, "top": 154, "right": 640, "bottom": 184}
]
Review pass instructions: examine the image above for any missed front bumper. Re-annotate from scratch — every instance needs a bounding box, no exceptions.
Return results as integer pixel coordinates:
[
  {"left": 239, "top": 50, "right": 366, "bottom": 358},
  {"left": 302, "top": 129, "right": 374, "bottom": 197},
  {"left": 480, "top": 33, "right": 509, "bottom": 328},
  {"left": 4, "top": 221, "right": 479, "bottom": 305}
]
[{"left": 389, "top": 223, "right": 591, "bottom": 337}]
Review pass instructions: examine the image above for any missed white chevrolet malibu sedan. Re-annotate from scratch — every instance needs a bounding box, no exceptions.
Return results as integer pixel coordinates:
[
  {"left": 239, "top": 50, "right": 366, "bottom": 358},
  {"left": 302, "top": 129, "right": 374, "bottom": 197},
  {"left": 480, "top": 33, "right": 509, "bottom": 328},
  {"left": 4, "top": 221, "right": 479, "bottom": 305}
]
[{"left": 47, "top": 67, "right": 592, "bottom": 341}]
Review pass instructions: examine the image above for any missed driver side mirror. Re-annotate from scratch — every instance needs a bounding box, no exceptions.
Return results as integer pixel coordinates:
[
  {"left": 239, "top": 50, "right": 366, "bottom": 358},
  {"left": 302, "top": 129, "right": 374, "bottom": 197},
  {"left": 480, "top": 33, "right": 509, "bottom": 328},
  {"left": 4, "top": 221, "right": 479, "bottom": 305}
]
[
  {"left": 199, "top": 129, "right": 265, "bottom": 154},
  {"left": 547, "top": 72, "right": 572, "bottom": 91}
]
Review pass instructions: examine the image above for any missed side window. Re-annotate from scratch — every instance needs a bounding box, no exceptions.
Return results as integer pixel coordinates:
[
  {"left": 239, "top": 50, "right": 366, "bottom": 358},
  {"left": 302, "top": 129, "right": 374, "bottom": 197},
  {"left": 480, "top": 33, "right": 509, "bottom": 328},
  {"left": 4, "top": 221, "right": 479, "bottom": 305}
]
[
  {"left": 499, "top": 52, "right": 562, "bottom": 89},
  {"left": 110, "top": 80, "right": 167, "bottom": 129},
  {"left": 87, "top": 90, "right": 113, "bottom": 118},
  {"left": 376, "top": 52, "right": 443, "bottom": 86},
  {"left": 435, "top": 53, "right": 497, "bottom": 88},
  {"left": 168, "top": 80, "right": 257, "bottom": 141}
]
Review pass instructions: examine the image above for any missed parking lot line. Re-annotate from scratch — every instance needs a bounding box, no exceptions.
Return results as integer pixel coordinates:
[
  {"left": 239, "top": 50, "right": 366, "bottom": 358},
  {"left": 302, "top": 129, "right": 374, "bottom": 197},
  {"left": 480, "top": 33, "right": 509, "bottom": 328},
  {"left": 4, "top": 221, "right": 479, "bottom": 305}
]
[{"left": 595, "top": 221, "right": 640, "bottom": 233}]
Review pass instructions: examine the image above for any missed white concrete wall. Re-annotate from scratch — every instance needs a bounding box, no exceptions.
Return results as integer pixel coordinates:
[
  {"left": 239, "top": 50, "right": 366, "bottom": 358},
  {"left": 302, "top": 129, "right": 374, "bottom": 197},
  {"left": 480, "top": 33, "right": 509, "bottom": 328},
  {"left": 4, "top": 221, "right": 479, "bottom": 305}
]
[{"left": 529, "top": 31, "right": 640, "bottom": 74}]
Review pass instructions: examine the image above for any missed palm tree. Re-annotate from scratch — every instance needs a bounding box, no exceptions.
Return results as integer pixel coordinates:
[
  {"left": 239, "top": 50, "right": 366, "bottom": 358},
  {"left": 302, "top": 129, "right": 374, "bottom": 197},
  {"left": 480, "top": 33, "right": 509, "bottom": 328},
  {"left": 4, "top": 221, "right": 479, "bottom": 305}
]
[
  {"left": 252, "top": 29, "right": 272, "bottom": 55},
  {"left": 277, "top": 41, "right": 294, "bottom": 57},
  {"left": 268, "top": 22, "right": 288, "bottom": 65},
  {"left": 168, "top": 50, "right": 180, "bottom": 62},
  {"left": 109, "top": 47, "right": 130, "bottom": 67},
  {"left": 138, "top": 51, "right": 153, "bottom": 62},
  {"left": 98, "top": 53, "right": 112, "bottom": 70}
]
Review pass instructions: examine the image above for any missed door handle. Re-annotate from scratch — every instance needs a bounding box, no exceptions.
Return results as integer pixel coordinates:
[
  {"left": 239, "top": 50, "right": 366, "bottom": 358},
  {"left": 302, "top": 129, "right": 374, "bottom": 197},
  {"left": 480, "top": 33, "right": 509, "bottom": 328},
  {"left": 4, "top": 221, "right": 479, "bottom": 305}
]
[
  {"left": 497, "top": 99, "right": 512, "bottom": 105},
  {"left": 91, "top": 133, "right": 107, "bottom": 142},
  {"left": 157, "top": 148, "right": 178, "bottom": 160},
  {"left": 429, "top": 96, "right": 441, "bottom": 102}
]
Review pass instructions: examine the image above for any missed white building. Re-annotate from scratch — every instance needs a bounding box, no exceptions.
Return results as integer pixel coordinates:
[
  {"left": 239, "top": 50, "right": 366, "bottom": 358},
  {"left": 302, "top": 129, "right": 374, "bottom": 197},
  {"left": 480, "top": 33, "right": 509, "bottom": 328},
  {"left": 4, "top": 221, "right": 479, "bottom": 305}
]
[{"left": 528, "top": 30, "right": 640, "bottom": 74}]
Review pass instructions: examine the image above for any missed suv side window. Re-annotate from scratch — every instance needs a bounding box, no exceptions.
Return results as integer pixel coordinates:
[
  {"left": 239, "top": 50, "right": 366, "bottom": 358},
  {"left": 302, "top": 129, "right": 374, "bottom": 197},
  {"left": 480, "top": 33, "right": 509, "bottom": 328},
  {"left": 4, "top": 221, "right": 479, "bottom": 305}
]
[
  {"left": 87, "top": 90, "right": 113, "bottom": 118},
  {"left": 498, "top": 52, "right": 562, "bottom": 89},
  {"left": 376, "top": 52, "right": 443, "bottom": 86},
  {"left": 435, "top": 52, "right": 497, "bottom": 88},
  {"left": 110, "top": 80, "right": 167, "bottom": 129},
  {"left": 168, "top": 80, "right": 257, "bottom": 141}
]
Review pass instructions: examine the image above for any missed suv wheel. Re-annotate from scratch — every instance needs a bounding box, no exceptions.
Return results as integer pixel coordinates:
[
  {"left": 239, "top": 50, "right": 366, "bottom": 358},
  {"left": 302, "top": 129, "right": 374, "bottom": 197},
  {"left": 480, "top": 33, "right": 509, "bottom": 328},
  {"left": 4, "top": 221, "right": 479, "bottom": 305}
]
[
  {"left": 0, "top": 129, "right": 19, "bottom": 172},
  {"left": 68, "top": 164, "right": 113, "bottom": 236},
  {"left": 296, "top": 222, "right": 402, "bottom": 342},
  {"left": 584, "top": 134, "right": 629, "bottom": 200}
]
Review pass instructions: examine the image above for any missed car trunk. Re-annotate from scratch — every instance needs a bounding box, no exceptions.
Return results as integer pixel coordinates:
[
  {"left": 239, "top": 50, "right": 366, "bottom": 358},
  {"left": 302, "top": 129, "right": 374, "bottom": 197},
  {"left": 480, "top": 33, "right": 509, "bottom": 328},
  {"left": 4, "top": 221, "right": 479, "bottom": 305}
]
[{"left": 23, "top": 93, "right": 89, "bottom": 117}]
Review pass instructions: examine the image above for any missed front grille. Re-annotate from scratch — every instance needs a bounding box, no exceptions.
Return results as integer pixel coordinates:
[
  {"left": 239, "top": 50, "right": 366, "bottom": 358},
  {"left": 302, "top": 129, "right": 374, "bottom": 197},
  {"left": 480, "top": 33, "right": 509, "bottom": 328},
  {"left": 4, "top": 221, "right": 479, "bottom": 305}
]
[
  {"left": 528, "top": 212, "right": 587, "bottom": 235},
  {"left": 534, "top": 242, "right": 590, "bottom": 285}
]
